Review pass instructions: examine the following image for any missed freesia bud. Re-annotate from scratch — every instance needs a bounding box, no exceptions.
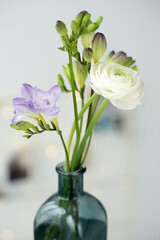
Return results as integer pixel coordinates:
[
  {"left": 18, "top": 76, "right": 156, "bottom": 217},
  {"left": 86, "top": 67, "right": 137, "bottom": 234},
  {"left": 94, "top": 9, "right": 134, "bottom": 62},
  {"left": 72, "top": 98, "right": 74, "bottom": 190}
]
[
  {"left": 57, "top": 74, "right": 69, "bottom": 92},
  {"left": 96, "top": 16, "right": 103, "bottom": 25},
  {"left": 82, "top": 48, "right": 93, "bottom": 63},
  {"left": 84, "top": 23, "right": 99, "bottom": 34},
  {"left": 75, "top": 10, "right": 88, "bottom": 27},
  {"left": 92, "top": 33, "right": 107, "bottom": 63},
  {"left": 55, "top": 21, "right": 67, "bottom": 36},
  {"left": 81, "top": 13, "right": 91, "bottom": 29},
  {"left": 105, "top": 51, "right": 115, "bottom": 62},
  {"left": 111, "top": 51, "right": 127, "bottom": 64},
  {"left": 80, "top": 32, "right": 94, "bottom": 48},
  {"left": 63, "top": 64, "right": 71, "bottom": 83},
  {"left": 71, "top": 21, "right": 79, "bottom": 34},
  {"left": 73, "top": 61, "right": 87, "bottom": 88}
]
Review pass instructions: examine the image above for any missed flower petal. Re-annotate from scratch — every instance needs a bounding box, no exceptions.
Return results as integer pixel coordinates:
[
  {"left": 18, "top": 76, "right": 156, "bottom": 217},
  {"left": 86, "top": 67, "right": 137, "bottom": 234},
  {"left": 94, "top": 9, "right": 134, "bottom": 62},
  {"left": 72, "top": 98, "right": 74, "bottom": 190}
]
[
  {"left": 12, "top": 114, "right": 24, "bottom": 123},
  {"left": 12, "top": 97, "right": 26, "bottom": 106},
  {"left": 49, "top": 85, "right": 61, "bottom": 98},
  {"left": 15, "top": 104, "right": 30, "bottom": 115},
  {"left": 47, "top": 106, "right": 61, "bottom": 116},
  {"left": 26, "top": 99, "right": 40, "bottom": 113},
  {"left": 21, "top": 84, "right": 34, "bottom": 99}
]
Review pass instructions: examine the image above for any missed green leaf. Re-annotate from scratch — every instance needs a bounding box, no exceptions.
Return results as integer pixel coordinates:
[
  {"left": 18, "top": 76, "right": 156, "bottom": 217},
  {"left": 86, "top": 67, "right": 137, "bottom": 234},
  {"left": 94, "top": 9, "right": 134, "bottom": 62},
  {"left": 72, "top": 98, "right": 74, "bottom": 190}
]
[
  {"left": 45, "top": 123, "right": 51, "bottom": 131},
  {"left": 38, "top": 120, "right": 45, "bottom": 130},
  {"left": 25, "top": 129, "right": 34, "bottom": 134},
  {"left": 58, "top": 46, "right": 66, "bottom": 51},
  {"left": 23, "top": 135, "right": 32, "bottom": 139},
  {"left": 32, "top": 126, "right": 40, "bottom": 133},
  {"left": 51, "top": 122, "right": 56, "bottom": 129},
  {"left": 10, "top": 121, "right": 34, "bottom": 131}
]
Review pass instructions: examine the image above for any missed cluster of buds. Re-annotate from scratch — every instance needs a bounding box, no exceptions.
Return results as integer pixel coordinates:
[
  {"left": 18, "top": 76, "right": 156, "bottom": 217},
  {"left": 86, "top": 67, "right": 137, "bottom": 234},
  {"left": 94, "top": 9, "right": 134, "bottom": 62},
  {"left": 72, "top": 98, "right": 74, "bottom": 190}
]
[
  {"left": 106, "top": 51, "right": 138, "bottom": 70},
  {"left": 55, "top": 10, "right": 107, "bottom": 93}
]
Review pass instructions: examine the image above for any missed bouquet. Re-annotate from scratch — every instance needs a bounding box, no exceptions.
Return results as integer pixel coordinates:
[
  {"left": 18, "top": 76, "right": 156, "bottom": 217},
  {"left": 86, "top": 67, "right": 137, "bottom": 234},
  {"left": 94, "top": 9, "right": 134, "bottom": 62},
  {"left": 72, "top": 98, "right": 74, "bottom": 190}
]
[{"left": 10, "top": 10, "right": 144, "bottom": 173}]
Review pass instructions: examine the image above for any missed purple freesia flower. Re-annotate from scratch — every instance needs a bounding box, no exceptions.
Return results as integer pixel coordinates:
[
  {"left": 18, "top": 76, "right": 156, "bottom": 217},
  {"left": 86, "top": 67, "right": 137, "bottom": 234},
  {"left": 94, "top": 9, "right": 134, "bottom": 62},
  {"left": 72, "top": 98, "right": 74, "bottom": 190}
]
[{"left": 12, "top": 84, "right": 61, "bottom": 123}]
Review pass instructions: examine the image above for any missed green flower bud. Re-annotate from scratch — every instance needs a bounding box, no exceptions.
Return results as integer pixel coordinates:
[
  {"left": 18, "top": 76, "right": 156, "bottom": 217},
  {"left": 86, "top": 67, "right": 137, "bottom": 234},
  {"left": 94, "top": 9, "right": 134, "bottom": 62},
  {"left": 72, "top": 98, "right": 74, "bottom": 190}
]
[
  {"left": 71, "top": 21, "right": 79, "bottom": 34},
  {"left": 105, "top": 51, "right": 115, "bottom": 62},
  {"left": 57, "top": 74, "right": 69, "bottom": 92},
  {"left": 10, "top": 121, "right": 34, "bottom": 131},
  {"left": 111, "top": 51, "right": 127, "bottom": 64},
  {"left": 57, "top": 74, "right": 64, "bottom": 87},
  {"left": 96, "top": 16, "right": 103, "bottom": 25},
  {"left": 82, "top": 48, "right": 93, "bottom": 63},
  {"left": 75, "top": 10, "right": 88, "bottom": 27},
  {"left": 63, "top": 64, "right": 71, "bottom": 83},
  {"left": 80, "top": 32, "right": 94, "bottom": 48},
  {"left": 55, "top": 21, "right": 67, "bottom": 36},
  {"left": 92, "top": 33, "right": 107, "bottom": 63},
  {"left": 81, "top": 13, "right": 91, "bottom": 29},
  {"left": 73, "top": 61, "right": 88, "bottom": 88},
  {"left": 84, "top": 23, "right": 99, "bottom": 34}
]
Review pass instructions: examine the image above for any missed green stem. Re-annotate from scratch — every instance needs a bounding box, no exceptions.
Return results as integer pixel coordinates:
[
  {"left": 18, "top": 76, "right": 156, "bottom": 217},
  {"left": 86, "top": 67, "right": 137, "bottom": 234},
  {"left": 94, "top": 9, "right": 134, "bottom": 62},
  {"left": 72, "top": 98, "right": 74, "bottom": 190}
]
[
  {"left": 79, "top": 96, "right": 100, "bottom": 166},
  {"left": 68, "top": 48, "right": 80, "bottom": 140},
  {"left": 66, "top": 93, "right": 98, "bottom": 163},
  {"left": 71, "top": 97, "right": 84, "bottom": 164},
  {"left": 85, "top": 88, "right": 94, "bottom": 130},
  {"left": 72, "top": 98, "right": 109, "bottom": 171},
  {"left": 80, "top": 133, "right": 92, "bottom": 168},
  {"left": 79, "top": 98, "right": 84, "bottom": 134},
  {"left": 58, "top": 130, "right": 70, "bottom": 172}
]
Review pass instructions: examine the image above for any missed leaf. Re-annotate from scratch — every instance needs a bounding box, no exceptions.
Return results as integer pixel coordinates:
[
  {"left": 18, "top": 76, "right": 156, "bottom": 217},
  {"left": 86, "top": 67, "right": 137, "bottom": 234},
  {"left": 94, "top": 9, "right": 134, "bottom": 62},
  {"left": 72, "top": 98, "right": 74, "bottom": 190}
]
[
  {"left": 45, "top": 123, "right": 51, "bottom": 131},
  {"left": 10, "top": 121, "right": 34, "bottom": 131},
  {"left": 58, "top": 46, "right": 66, "bottom": 52},
  {"left": 38, "top": 120, "right": 45, "bottom": 130},
  {"left": 23, "top": 135, "right": 32, "bottom": 139},
  {"left": 51, "top": 122, "right": 56, "bottom": 129},
  {"left": 32, "top": 126, "right": 40, "bottom": 133}
]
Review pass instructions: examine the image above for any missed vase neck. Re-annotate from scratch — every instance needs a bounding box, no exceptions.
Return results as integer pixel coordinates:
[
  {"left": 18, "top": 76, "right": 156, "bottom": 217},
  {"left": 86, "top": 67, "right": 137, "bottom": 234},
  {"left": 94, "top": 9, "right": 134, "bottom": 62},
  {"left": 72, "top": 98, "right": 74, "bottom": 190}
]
[{"left": 56, "top": 162, "right": 86, "bottom": 199}]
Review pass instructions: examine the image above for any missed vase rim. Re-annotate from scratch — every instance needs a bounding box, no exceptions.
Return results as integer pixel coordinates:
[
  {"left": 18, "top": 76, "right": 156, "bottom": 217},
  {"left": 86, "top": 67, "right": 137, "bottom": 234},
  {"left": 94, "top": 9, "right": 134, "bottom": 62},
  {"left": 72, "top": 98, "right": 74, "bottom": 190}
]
[{"left": 56, "top": 162, "right": 86, "bottom": 176}]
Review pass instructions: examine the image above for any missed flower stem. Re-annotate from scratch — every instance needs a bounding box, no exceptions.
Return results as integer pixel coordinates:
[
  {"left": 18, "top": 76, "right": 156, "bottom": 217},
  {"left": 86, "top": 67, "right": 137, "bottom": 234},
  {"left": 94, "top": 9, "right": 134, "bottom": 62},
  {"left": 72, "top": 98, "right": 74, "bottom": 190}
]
[
  {"left": 68, "top": 48, "right": 80, "bottom": 140},
  {"left": 71, "top": 97, "right": 84, "bottom": 164},
  {"left": 58, "top": 130, "right": 70, "bottom": 172},
  {"left": 66, "top": 93, "right": 98, "bottom": 163},
  {"left": 71, "top": 98, "right": 109, "bottom": 171}
]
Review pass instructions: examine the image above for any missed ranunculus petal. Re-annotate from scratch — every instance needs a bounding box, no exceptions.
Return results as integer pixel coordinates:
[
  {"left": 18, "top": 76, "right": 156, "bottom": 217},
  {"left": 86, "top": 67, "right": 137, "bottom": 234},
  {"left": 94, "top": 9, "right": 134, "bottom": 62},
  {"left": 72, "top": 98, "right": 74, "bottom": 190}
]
[
  {"left": 21, "top": 84, "right": 34, "bottom": 99},
  {"left": 90, "top": 61, "right": 144, "bottom": 110}
]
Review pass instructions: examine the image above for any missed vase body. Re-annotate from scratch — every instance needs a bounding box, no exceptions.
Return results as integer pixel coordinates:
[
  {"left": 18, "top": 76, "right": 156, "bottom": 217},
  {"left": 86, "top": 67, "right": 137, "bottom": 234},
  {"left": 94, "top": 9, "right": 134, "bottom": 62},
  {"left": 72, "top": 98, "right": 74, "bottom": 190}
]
[{"left": 34, "top": 162, "right": 107, "bottom": 240}]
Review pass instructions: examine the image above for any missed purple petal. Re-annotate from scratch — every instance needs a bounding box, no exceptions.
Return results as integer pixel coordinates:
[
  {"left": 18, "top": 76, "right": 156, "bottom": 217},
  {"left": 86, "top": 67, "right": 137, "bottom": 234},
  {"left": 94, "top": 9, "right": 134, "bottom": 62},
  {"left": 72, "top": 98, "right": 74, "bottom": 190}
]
[
  {"left": 12, "top": 115, "right": 24, "bottom": 123},
  {"left": 49, "top": 85, "right": 61, "bottom": 98},
  {"left": 21, "top": 84, "right": 34, "bottom": 99},
  {"left": 26, "top": 99, "right": 40, "bottom": 113},
  {"left": 15, "top": 104, "right": 30, "bottom": 115},
  {"left": 33, "top": 87, "right": 57, "bottom": 108},
  {"left": 47, "top": 106, "right": 61, "bottom": 116},
  {"left": 12, "top": 97, "right": 26, "bottom": 106}
]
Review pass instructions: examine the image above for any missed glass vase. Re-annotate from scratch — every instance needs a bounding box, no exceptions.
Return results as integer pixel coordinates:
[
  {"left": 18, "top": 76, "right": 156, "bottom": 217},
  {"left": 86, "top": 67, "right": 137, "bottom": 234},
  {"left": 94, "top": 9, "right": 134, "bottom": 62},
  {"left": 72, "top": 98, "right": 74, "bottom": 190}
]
[{"left": 34, "top": 162, "right": 107, "bottom": 240}]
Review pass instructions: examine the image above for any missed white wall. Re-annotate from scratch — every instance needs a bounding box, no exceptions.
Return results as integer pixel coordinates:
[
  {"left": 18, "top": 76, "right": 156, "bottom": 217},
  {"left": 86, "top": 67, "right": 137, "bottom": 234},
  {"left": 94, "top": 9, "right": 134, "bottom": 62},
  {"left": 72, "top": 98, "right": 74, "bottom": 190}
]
[{"left": 0, "top": 0, "right": 160, "bottom": 240}]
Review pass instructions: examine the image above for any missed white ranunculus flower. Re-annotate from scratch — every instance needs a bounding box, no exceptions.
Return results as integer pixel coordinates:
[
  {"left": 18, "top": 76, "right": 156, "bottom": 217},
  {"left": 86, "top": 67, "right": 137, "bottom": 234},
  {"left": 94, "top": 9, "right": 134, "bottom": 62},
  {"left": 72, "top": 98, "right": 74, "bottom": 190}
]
[{"left": 90, "top": 62, "right": 144, "bottom": 110}]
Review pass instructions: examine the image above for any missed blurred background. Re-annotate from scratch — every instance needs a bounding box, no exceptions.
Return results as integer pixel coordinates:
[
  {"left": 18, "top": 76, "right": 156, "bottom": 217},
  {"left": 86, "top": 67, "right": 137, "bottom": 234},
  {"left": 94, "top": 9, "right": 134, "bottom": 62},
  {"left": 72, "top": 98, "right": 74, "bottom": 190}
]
[{"left": 0, "top": 0, "right": 159, "bottom": 239}]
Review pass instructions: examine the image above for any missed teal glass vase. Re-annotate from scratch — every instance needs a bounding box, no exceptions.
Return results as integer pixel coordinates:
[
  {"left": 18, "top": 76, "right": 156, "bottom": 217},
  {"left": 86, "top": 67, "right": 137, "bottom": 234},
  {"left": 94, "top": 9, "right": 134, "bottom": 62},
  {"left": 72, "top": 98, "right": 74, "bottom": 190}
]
[{"left": 34, "top": 162, "right": 107, "bottom": 240}]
